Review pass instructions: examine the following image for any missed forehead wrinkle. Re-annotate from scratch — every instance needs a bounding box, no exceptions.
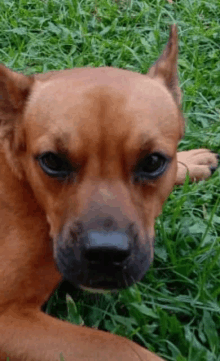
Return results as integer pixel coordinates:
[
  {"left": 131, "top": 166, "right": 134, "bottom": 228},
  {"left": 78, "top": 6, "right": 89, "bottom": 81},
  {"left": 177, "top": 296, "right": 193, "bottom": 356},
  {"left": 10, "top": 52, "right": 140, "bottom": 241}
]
[
  {"left": 127, "top": 104, "right": 180, "bottom": 152},
  {"left": 53, "top": 133, "right": 71, "bottom": 154},
  {"left": 27, "top": 70, "right": 182, "bottom": 162},
  {"left": 47, "top": 130, "right": 87, "bottom": 163},
  {"left": 29, "top": 133, "right": 66, "bottom": 154},
  {"left": 90, "top": 84, "right": 178, "bottom": 166},
  {"left": 139, "top": 121, "right": 179, "bottom": 155}
]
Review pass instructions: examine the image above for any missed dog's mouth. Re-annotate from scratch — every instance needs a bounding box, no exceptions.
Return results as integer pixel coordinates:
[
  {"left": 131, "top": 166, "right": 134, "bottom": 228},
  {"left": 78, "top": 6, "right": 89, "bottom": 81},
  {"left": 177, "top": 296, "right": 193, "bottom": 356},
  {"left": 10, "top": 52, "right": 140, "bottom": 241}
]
[{"left": 54, "top": 229, "right": 154, "bottom": 291}]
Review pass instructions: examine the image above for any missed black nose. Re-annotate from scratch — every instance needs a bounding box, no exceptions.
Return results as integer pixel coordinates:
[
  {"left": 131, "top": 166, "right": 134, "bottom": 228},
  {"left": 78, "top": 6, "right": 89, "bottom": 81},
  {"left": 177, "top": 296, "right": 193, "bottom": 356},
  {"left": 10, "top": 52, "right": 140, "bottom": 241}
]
[{"left": 84, "top": 231, "right": 131, "bottom": 264}]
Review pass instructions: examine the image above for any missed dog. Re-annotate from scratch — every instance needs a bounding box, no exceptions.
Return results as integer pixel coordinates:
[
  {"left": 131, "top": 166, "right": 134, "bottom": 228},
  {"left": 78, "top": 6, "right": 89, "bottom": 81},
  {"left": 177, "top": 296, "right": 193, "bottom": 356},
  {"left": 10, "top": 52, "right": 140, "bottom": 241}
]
[{"left": 0, "top": 25, "right": 218, "bottom": 361}]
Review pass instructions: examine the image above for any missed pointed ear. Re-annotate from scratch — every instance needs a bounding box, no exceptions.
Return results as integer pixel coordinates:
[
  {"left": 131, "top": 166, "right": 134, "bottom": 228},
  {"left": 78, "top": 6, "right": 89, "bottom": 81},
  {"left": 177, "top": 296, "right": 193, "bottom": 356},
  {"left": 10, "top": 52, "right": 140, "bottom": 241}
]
[
  {"left": 147, "top": 25, "right": 181, "bottom": 107},
  {"left": 0, "top": 64, "right": 34, "bottom": 125},
  {"left": 0, "top": 64, "right": 34, "bottom": 177}
]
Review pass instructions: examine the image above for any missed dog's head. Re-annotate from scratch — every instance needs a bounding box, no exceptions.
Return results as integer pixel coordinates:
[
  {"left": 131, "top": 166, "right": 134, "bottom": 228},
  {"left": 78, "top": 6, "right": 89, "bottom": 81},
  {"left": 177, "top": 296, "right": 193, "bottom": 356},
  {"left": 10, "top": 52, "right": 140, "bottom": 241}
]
[{"left": 0, "top": 26, "right": 184, "bottom": 290}]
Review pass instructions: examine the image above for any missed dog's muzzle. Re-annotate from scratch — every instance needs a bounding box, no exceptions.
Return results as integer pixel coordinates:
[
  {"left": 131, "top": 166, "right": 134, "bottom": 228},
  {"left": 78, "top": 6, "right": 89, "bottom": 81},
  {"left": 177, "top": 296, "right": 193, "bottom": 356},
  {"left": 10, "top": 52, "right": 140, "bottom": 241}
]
[{"left": 54, "top": 222, "right": 153, "bottom": 290}]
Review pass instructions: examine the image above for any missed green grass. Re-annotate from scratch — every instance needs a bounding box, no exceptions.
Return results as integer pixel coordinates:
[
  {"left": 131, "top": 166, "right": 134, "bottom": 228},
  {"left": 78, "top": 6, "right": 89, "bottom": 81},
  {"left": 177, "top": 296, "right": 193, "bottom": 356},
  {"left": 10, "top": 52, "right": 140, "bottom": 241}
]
[{"left": 1, "top": 0, "right": 220, "bottom": 360}]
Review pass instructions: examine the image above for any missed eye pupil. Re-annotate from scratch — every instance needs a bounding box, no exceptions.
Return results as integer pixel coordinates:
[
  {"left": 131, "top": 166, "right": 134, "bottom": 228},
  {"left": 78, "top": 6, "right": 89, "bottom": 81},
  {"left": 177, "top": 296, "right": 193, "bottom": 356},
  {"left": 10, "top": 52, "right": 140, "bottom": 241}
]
[
  {"left": 133, "top": 153, "right": 168, "bottom": 182},
  {"left": 44, "top": 154, "right": 63, "bottom": 170},
  {"left": 38, "top": 152, "right": 74, "bottom": 179},
  {"left": 143, "top": 155, "right": 161, "bottom": 172}
]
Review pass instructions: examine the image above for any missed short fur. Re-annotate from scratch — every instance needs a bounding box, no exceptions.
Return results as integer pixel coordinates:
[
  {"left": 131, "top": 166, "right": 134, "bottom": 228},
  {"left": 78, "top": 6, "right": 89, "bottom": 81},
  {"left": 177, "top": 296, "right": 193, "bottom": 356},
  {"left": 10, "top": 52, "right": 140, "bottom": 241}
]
[{"left": 0, "top": 26, "right": 218, "bottom": 361}]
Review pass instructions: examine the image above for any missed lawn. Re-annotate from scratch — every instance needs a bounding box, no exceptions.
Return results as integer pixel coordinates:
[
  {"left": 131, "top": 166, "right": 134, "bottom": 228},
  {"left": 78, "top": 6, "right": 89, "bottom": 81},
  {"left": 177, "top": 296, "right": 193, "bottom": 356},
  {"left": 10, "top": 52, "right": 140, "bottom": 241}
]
[{"left": 1, "top": 0, "right": 220, "bottom": 360}]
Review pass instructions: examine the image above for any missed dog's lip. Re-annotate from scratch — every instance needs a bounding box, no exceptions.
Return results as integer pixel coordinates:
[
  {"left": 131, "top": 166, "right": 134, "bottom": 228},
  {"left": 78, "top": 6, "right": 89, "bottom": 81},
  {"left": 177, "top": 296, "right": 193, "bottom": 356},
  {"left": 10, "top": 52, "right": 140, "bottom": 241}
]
[
  {"left": 60, "top": 263, "right": 133, "bottom": 290},
  {"left": 55, "top": 236, "right": 154, "bottom": 290},
  {"left": 62, "top": 272, "right": 125, "bottom": 290},
  {"left": 61, "top": 260, "right": 148, "bottom": 290}
]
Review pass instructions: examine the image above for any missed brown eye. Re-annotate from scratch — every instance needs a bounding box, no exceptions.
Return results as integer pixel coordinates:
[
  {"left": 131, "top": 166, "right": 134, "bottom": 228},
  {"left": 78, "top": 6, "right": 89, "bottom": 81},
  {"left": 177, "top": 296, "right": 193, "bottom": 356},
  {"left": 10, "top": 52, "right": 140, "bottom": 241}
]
[
  {"left": 133, "top": 153, "right": 169, "bottom": 182},
  {"left": 37, "top": 152, "right": 74, "bottom": 179}
]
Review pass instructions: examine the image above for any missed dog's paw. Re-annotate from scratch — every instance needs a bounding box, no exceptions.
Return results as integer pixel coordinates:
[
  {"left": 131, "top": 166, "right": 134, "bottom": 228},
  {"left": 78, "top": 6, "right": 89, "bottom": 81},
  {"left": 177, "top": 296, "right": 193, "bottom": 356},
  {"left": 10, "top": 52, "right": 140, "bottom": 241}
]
[{"left": 176, "top": 149, "right": 219, "bottom": 185}]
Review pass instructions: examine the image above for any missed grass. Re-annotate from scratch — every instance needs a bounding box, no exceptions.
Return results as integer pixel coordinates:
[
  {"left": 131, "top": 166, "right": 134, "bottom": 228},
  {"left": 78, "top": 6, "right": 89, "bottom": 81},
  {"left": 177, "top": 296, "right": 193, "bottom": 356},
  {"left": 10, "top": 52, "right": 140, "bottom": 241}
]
[{"left": 1, "top": 0, "right": 220, "bottom": 360}]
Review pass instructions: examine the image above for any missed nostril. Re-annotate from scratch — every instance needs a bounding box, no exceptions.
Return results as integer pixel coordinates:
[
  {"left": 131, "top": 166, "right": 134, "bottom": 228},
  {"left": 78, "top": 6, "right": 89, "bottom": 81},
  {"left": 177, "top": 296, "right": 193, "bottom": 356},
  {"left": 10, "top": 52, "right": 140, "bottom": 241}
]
[{"left": 84, "top": 231, "right": 131, "bottom": 264}]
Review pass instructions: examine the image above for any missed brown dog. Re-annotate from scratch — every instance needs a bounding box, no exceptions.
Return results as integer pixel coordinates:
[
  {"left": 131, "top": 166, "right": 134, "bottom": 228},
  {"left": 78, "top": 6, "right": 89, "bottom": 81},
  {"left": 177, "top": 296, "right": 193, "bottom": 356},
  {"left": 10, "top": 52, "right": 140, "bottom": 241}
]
[{"left": 0, "top": 26, "right": 218, "bottom": 361}]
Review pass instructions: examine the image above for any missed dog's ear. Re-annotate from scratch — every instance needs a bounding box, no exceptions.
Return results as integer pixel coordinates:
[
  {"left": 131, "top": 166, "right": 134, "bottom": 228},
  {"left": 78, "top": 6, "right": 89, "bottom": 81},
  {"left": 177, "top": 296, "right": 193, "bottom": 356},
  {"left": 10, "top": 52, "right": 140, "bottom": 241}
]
[
  {"left": 0, "top": 64, "right": 34, "bottom": 124},
  {"left": 147, "top": 25, "right": 181, "bottom": 107},
  {"left": 0, "top": 65, "right": 34, "bottom": 177}
]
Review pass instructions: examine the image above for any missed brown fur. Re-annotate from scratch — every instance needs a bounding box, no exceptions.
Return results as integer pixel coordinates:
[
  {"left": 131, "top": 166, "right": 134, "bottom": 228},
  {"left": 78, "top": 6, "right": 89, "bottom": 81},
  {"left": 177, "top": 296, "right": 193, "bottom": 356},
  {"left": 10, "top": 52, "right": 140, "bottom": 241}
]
[{"left": 0, "top": 26, "right": 218, "bottom": 361}]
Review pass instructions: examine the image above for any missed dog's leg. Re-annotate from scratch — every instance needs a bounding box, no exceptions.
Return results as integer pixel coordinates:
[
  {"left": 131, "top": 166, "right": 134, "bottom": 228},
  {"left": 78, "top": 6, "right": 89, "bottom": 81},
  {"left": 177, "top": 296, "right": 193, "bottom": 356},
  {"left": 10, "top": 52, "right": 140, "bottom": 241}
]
[
  {"left": 0, "top": 307, "right": 164, "bottom": 361},
  {"left": 176, "top": 149, "right": 219, "bottom": 185}
]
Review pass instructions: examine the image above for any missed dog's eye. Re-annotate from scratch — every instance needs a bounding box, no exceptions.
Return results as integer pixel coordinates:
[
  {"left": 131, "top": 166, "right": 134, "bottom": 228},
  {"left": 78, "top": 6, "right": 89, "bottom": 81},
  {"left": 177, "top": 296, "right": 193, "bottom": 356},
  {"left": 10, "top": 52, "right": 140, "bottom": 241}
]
[
  {"left": 37, "top": 152, "right": 74, "bottom": 179},
  {"left": 133, "top": 153, "right": 169, "bottom": 182}
]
